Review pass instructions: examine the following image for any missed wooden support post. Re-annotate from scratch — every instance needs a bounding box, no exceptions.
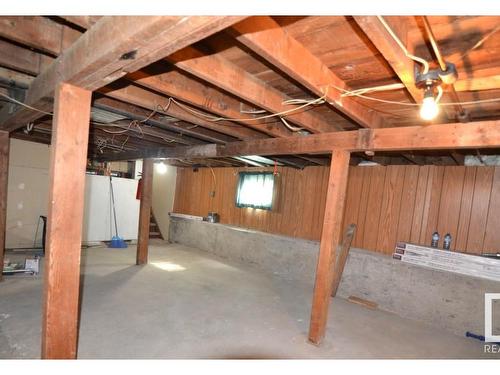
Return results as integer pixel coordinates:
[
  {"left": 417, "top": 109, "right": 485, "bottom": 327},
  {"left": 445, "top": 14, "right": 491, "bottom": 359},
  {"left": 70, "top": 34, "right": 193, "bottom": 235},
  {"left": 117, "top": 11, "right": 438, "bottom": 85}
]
[
  {"left": 0, "top": 131, "right": 9, "bottom": 282},
  {"left": 136, "top": 158, "right": 153, "bottom": 265},
  {"left": 309, "top": 150, "right": 351, "bottom": 345},
  {"left": 331, "top": 224, "right": 356, "bottom": 298},
  {"left": 41, "top": 83, "right": 91, "bottom": 359}
]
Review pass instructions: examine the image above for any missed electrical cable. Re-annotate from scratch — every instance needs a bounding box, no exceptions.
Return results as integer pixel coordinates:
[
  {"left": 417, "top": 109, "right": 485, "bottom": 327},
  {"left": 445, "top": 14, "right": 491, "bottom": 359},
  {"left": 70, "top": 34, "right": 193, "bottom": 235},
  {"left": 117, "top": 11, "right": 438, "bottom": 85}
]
[
  {"left": 0, "top": 91, "right": 53, "bottom": 116},
  {"left": 327, "top": 83, "right": 500, "bottom": 107},
  {"left": 377, "top": 16, "right": 429, "bottom": 74},
  {"left": 450, "top": 24, "right": 500, "bottom": 64},
  {"left": 279, "top": 117, "right": 304, "bottom": 132}
]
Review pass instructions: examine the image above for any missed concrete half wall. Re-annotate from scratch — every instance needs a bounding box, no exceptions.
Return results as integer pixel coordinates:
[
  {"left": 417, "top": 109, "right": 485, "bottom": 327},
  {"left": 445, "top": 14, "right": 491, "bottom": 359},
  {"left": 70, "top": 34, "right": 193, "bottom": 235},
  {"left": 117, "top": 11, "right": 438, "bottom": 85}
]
[{"left": 169, "top": 216, "right": 500, "bottom": 337}]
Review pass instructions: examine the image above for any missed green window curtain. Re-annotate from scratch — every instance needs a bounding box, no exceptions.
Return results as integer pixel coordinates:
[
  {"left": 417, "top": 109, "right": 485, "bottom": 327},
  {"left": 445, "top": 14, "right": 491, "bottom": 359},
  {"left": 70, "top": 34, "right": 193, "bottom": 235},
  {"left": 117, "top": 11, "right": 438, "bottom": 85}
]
[{"left": 235, "top": 172, "right": 275, "bottom": 210}]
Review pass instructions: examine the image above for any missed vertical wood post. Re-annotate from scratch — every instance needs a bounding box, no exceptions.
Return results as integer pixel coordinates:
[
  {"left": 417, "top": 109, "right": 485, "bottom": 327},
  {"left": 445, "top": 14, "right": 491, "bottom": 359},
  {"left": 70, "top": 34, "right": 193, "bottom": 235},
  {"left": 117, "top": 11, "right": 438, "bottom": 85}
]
[
  {"left": 0, "top": 131, "right": 9, "bottom": 282},
  {"left": 309, "top": 149, "right": 351, "bottom": 345},
  {"left": 136, "top": 158, "right": 153, "bottom": 265},
  {"left": 41, "top": 82, "right": 91, "bottom": 359}
]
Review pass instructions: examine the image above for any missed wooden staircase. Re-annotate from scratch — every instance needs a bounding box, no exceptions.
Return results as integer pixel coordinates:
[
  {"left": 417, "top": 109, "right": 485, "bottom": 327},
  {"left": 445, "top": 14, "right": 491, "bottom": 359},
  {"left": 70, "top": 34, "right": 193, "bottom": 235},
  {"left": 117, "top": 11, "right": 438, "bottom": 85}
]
[{"left": 149, "top": 211, "right": 163, "bottom": 239}]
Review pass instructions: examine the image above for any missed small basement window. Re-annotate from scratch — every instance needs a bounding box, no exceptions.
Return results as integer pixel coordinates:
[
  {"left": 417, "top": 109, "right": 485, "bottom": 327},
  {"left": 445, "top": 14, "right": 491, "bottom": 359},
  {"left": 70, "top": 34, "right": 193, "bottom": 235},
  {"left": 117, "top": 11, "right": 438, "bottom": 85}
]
[{"left": 235, "top": 172, "right": 275, "bottom": 210}]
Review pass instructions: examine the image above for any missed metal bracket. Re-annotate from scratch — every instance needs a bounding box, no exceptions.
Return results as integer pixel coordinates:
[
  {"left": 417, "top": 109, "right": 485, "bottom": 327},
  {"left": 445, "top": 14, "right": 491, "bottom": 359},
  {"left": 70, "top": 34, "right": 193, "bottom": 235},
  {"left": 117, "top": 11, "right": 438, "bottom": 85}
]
[{"left": 415, "top": 62, "right": 458, "bottom": 88}]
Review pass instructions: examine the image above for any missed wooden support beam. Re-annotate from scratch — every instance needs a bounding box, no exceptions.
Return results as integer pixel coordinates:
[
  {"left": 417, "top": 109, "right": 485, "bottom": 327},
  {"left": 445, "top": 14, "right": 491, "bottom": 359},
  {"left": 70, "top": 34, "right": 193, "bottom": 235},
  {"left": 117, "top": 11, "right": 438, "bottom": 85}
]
[
  {"left": 309, "top": 150, "right": 350, "bottom": 345},
  {"left": 331, "top": 224, "right": 356, "bottom": 297},
  {"left": 169, "top": 47, "right": 341, "bottom": 133},
  {"left": 353, "top": 16, "right": 422, "bottom": 103},
  {"left": 0, "top": 131, "right": 9, "bottom": 281},
  {"left": 450, "top": 152, "right": 466, "bottom": 165},
  {"left": 105, "top": 120, "right": 500, "bottom": 161},
  {"left": 231, "top": 17, "right": 384, "bottom": 129},
  {"left": 41, "top": 83, "right": 91, "bottom": 359},
  {"left": 0, "top": 16, "right": 246, "bottom": 132},
  {"left": 137, "top": 158, "right": 154, "bottom": 265}
]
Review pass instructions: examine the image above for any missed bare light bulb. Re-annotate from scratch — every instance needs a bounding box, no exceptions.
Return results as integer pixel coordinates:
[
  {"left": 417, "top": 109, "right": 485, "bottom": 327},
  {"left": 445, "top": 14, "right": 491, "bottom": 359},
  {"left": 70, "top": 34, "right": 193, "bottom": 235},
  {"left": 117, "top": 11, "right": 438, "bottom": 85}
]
[
  {"left": 420, "top": 93, "right": 439, "bottom": 121},
  {"left": 155, "top": 161, "right": 167, "bottom": 174}
]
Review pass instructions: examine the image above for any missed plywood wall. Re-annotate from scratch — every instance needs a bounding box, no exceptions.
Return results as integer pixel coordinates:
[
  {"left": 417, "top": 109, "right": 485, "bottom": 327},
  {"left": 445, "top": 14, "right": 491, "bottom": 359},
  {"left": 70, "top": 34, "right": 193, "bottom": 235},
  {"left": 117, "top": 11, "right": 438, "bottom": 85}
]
[{"left": 173, "top": 165, "right": 500, "bottom": 256}]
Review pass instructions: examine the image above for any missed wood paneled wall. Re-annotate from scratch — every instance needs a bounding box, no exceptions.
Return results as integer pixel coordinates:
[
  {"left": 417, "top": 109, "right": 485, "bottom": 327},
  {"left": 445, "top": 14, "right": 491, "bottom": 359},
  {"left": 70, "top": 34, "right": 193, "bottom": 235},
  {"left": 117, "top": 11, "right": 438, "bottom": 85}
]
[{"left": 173, "top": 165, "right": 500, "bottom": 256}]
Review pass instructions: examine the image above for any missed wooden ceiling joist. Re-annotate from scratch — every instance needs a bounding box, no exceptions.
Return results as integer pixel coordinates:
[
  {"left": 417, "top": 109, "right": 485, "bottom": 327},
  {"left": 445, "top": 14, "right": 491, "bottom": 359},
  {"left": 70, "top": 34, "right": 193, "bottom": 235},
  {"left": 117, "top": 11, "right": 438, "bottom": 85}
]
[
  {"left": 353, "top": 16, "right": 422, "bottom": 103},
  {"left": 93, "top": 96, "right": 238, "bottom": 144},
  {"left": 0, "top": 16, "right": 80, "bottom": 56},
  {"left": 100, "top": 81, "right": 264, "bottom": 141},
  {"left": 0, "top": 16, "right": 246, "bottom": 132},
  {"left": 231, "top": 16, "right": 385, "bottom": 129},
  {"left": 127, "top": 69, "right": 286, "bottom": 138},
  {"left": 169, "top": 47, "right": 342, "bottom": 134}
]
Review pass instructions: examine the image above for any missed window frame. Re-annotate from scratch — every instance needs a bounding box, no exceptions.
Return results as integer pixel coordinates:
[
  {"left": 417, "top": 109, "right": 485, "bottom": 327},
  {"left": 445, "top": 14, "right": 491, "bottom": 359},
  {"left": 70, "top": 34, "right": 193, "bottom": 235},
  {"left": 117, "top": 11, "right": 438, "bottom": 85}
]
[{"left": 235, "top": 171, "right": 275, "bottom": 210}]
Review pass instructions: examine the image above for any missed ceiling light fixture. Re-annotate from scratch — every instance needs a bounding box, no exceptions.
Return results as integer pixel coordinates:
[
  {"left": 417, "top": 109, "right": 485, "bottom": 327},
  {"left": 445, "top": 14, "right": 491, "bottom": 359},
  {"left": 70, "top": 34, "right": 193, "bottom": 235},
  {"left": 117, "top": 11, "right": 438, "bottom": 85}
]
[
  {"left": 420, "top": 87, "right": 440, "bottom": 121},
  {"left": 415, "top": 62, "right": 456, "bottom": 122},
  {"left": 155, "top": 161, "right": 167, "bottom": 174}
]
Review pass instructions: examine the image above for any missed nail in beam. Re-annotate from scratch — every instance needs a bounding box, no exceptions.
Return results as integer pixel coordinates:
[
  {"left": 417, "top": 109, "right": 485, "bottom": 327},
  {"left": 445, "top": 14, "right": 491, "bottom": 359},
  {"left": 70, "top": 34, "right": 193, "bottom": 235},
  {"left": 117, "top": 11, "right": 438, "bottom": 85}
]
[
  {"left": 41, "top": 83, "right": 91, "bottom": 359},
  {"left": 0, "top": 131, "right": 9, "bottom": 282},
  {"left": 308, "top": 149, "right": 351, "bottom": 345},
  {"left": 136, "top": 158, "right": 154, "bottom": 265}
]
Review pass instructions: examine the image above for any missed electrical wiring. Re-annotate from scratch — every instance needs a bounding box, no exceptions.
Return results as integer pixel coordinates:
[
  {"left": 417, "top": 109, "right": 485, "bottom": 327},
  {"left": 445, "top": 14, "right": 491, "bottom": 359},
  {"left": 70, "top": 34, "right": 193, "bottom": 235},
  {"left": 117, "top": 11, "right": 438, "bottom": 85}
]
[
  {"left": 163, "top": 90, "right": 328, "bottom": 123},
  {"left": 279, "top": 117, "right": 304, "bottom": 132},
  {"left": 340, "top": 83, "right": 405, "bottom": 97},
  {"left": 377, "top": 15, "right": 429, "bottom": 74},
  {"left": 326, "top": 83, "right": 500, "bottom": 107},
  {"left": 0, "top": 91, "right": 53, "bottom": 116},
  {"left": 450, "top": 24, "right": 500, "bottom": 64}
]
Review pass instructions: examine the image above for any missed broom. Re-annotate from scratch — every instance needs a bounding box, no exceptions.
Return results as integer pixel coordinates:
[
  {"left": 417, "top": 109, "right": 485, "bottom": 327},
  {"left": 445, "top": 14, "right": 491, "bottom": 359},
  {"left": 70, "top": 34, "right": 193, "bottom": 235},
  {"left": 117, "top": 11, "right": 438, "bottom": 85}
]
[{"left": 108, "top": 176, "right": 128, "bottom": 248}]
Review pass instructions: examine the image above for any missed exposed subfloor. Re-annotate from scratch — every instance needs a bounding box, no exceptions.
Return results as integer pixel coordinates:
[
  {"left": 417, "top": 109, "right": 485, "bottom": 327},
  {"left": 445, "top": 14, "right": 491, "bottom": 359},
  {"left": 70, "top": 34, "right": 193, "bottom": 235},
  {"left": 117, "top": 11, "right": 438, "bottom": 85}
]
[{"left": 0, "top": 241, "right": 490, "bottom": 359}]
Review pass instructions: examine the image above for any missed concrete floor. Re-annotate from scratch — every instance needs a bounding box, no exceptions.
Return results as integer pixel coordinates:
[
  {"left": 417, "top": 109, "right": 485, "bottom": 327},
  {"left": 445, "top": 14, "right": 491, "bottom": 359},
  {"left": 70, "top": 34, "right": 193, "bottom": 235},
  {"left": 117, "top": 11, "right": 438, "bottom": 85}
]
[{"left": 0, "top": 241, "right": 491, "bottom": 359}]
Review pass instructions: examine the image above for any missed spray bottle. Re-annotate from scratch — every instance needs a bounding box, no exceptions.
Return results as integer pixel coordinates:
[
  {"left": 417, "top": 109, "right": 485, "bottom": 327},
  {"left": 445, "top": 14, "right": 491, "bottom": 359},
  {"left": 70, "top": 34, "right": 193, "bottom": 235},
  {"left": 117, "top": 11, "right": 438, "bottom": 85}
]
[{"left": 431, "top": 232, "right": 440, "bottom": 248}]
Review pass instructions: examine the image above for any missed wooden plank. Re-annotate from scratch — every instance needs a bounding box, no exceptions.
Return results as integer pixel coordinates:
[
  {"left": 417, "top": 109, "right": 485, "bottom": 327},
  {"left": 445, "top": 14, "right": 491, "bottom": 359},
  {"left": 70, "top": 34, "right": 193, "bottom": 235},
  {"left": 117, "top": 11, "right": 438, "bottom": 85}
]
[
  {"left": 137, "top": 158, "right": 154, "bottom": 265},
  {"left": 0, "top": 16, "right": 246, "bottom": 132},
  {"left": 454, "top": 167, "right": 477, "bottom": 251},
  {"left": 231, "top": 17, "right": 384, "bottom": 129},
  {"left": 347, "top": 296, "right": 378, "bottom": 310},
  {"left": 309, "top": 150, "right": 350, "bottom": 345},
  {"left": 362, "top": 166, "right": 386, "bottom": 250},
  {"left": 0, "top": 39, "right": 49, "bottom": 76},
  {"left": 41, "top": 83, "right": 91, "bottom": 359},
  {"left": 108, "top": 120, "right": 500, "bottom": 161},
  {"left": 0, "top": 131, "right": 9, "bottom": 281},
  {"left": 396, "top": 166, "right": 419, "bottom": 243},
  {"left": 0, "top": 16, "right": 73, "bottom": 56},
  {"left": 61, "top": 16, "right": 102, "bottom": 29},
  {"left": 436, "top": 167, "right": 466, "bottom": 250},
  {"left": 409, "top": 166, "right": 430, "bottom": 244},
  {"left": 331, "top": 224, "right": 356, "bottom": 297},
  {"left": 467, "top": 167, "right": 494, "bottom": 254},
  {"left": 353, "top": 167, "right": 371, "bottom": 248},
  {"left": 353, "top": 16, "right": 422, "bottom": 103},
  {"left": 342, "top": 167, "right": 363, "bottom": 240},
  {"left": 483, "top": 167, "right": 500, "bottom": 252},
  {"left": 420, "top": 166, "right": 445, "bottom": 247},
  {"left": 376, "top": 165, "right": 406, "bottom": 253},
  {"left": 169, "top": 47, "right": 340, "bottom": 134}
]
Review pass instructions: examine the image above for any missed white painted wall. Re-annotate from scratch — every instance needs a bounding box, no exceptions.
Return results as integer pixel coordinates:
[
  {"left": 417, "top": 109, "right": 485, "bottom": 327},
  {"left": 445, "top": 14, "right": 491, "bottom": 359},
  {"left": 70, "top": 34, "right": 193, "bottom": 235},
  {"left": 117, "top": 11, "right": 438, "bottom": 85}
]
[
  {"left": 6, "top": 139, "right": 50, "bottom": 248},
  {"left": 82, "top": 175, "right": 140, "bottom": 243},
  {"left": 152, "top": 163, "right": 177, "bottom": 240},
  {"left": 6, "top": 139, "right": 140, "bottom": 248}
]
